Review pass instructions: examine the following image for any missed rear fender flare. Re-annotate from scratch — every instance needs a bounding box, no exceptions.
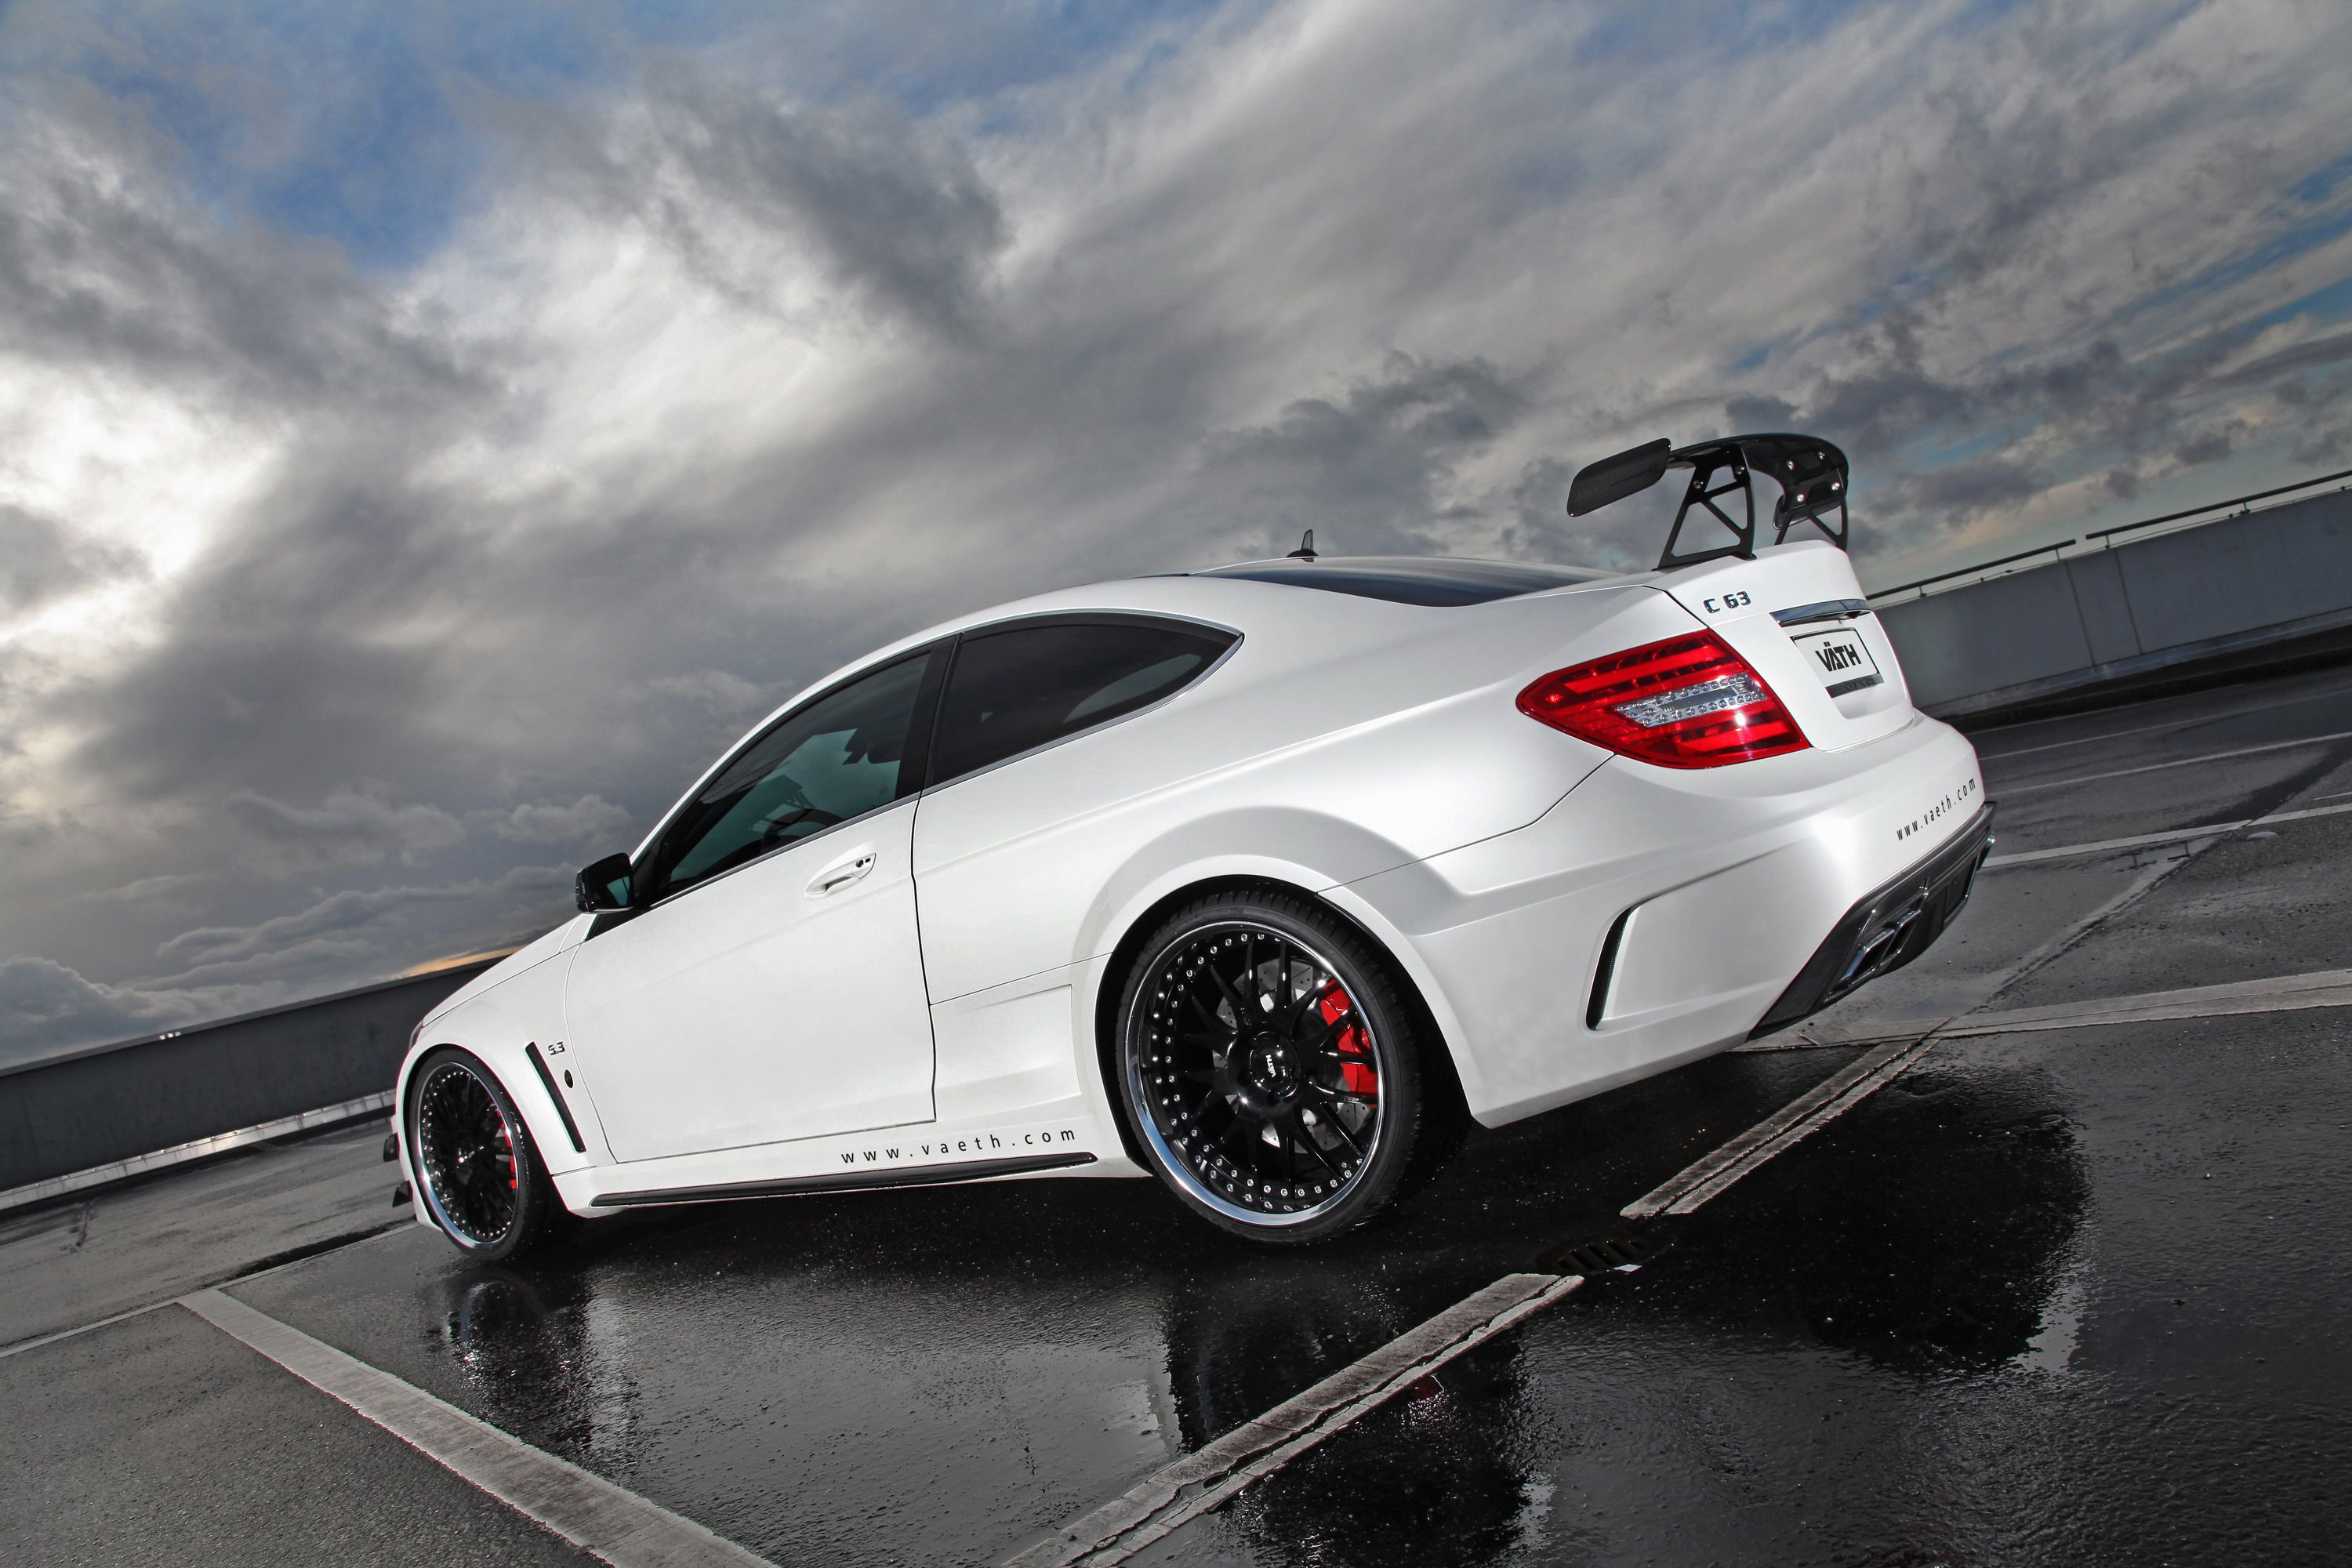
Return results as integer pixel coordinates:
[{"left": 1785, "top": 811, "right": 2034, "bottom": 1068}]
[{"left": 1079, "top": 836, "right": 1486, "bottom": 1141}]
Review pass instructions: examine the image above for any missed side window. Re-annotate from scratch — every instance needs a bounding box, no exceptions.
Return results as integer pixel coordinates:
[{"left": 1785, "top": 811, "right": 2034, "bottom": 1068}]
[
  {"left": 646, "top": 652, "right": 934, "bottom": 901},
  {"left": 931, "top": 619, "right": 1236, "bottom": 784}
]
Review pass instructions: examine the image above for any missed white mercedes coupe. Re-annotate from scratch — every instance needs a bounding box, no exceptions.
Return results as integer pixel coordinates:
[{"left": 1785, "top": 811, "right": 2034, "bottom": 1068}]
[{"left": 394, "top": 434, "right": 1991, "bottom": 1256}]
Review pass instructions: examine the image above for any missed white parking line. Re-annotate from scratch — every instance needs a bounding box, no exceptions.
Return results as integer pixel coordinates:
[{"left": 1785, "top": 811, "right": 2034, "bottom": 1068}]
[
  {"left": 1655, "top": 851, "right": 2194, "bottom": 1198},
  {"left": 1784, "top": 965, "right": 2352, "bottom": 1047},
  {"left": 1969, "top": 668, "right": 2352, "bottom": 746},
  {"left": 0, "top": 1221, "right": 404, "bottom": 1362},
  {"left": 1985, "top": 820, "right": 2251, "bottom": 867},
  {"left": 181, "top": 1288, "right": 776, "bottom": 1568},
  {"left": 1933, "top": 966, "right": 2352, "bottom": 1037},
  {"left": 1621, "top": 1036, "right": 1939, "bottom": 1218},
  {"left": 1999, "top": 728, "right": 2352, "bottom": 795},
  {"left": 0, "top": 1300, "right": 176, "bottom": 1363},
  {"left": 1983, "top": 797, "right": 2352, "bottom": 866},
  {"left": 1007, "top": 1272, "right": 1584, "bottom": 1566},
  {"left": 1974, "top": 678, "right": 2352, "bottom": 763}
]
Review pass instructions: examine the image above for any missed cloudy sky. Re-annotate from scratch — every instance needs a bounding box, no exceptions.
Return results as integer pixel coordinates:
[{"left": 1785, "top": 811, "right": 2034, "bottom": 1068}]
[{"left": 3, "top": 0, "right": 2350, "bottom": 1064}]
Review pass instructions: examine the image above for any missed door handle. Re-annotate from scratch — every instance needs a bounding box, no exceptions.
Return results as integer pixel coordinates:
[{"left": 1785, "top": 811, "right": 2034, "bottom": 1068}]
[{"left": 808, "top": 850, "right": 877, "bottom": 896}]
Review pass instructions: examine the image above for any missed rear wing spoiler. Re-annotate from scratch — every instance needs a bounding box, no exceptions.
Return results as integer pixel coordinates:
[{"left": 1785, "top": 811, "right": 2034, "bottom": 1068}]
[{"left": 1566, "top": 432, "right": 1849, "bottom": 571}]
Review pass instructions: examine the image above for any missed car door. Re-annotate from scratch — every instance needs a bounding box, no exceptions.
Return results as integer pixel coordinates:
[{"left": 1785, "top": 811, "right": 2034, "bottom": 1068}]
[
  {"left": 912, "top": 615, "right": 1240, "bottom": 1005},
  {"left": 564, "top": 648, "right": 944, "bottom": 1164}
]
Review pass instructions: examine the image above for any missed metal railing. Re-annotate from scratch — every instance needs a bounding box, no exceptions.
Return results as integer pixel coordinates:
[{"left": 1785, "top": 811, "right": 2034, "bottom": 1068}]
[{"left": 1867, "top": 467, "right": 2352, "bottom": 604}]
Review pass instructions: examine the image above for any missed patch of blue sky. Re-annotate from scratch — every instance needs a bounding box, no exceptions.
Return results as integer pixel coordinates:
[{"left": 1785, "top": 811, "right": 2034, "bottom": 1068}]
[
  {"left": 1758, "top": 273, "right": 1937, "bottom": 367},
  {"left": 962, "top": 5, "right": 1231, "bottom": 142},
  {"left": 2035, "top": 0, "right": 2203, "bottom": 78},
  {"left": 797, "top": 0, "right": 1231, "bottom": 125},
  {"left": 2104, "top": 191, "right": 2352, "bottom": 341},
  {"left": 2285, "top": 150, "right": 2352, "bottom": 209},
  {"left": 2238, "top": 266, "right": 2352, "bottom": 340},
  {"left": 39, "top": 1, "right": 658, "bottom": 271},
  {"left": 1565, "top": 0, "right": 1895, "bottom": 70},
  {"left": 30, "top": 1, "right": 1228, "bottom": 270},
  {"left": 1908, "top": 425, "right": 2024, "bottom": 469}
]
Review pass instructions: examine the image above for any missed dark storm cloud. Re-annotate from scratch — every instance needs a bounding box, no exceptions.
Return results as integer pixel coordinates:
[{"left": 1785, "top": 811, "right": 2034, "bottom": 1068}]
[
  {"left": 0, "top": 108, "right": 485, "bottom": 412},
  {"left": 2209, "top": 330, "right": 2352, "bottom": 390},
  {"left": 141, "top": 864, "right": 573, "bottom": 989},
  {"left": 155, "top": 881, "right": 478, "bottom": 975},
  {"left": 224, "top": 787, "right": 466, "bottom": 869},
  {"left": 2172, "top": 424, "right": 2240, "bottom": 469},
  {"left": 1195, "top": 354, "right": 1527, "bottom": 555},
  {"left": 1884, "top": 459, "right": 2042, "bottom": 524},
  {"left": 9, "top": 59, "right": 1035, "bottom": 873},
  {"left": 2289, "top": 428, "right": 2348, "bottom": 466},
  {"left": 646, "top": 67, "right": 1010, "bottom": 338},
  {"left": 57, "top": 451, "right": 465, "bottom": 805},
  {"left": 1728, "top": 310, "right": 2332, "bottom": 554},
  {"left": 1723, "top": 394, "right": 1800, "bottom": 431},
  {"left": 1498, "top": 453, "right": 1653, "bottom": 575},
  {"left": 479, "top": 795, "right": 633, "bottom": 848},
  {"left": 0, "top": 505, "right": 136, "bottom": 618},
  {"left": 508, "top": 62, "right": 1010, "bottom": 339},
  {"left": 0, "top": 953, "right": 183, "bottom": 1058},
  {"left": 1798, "top": 320, "right": 1975, "bottom": 454}
]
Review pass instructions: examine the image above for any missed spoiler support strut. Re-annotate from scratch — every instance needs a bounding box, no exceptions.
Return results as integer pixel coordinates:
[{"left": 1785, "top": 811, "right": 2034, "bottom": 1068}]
[{"left": 1566, "top": 432, "right": 1850, "bottom": 571}]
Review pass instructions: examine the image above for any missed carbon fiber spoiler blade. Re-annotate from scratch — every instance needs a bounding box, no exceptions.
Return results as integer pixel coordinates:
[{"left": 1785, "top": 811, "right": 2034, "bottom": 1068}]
[{"left": 1566, "top": 431, "right": 1850, "bottom": 570}]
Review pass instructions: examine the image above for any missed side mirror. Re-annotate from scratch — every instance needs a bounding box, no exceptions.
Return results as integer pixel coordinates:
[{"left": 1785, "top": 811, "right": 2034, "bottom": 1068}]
[{"left": 575, "top": 852, "right": 634, "bottom": 913}]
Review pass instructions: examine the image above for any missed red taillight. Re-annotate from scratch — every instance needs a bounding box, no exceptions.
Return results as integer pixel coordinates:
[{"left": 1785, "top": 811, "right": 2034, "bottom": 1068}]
[{"left": 1517, "top": 630, "right": 1809, "bottom": 768}]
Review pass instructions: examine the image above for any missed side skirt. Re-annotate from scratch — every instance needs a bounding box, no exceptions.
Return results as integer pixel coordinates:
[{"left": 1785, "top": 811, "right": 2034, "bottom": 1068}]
[{"left": 588, "top": 1150, "right": 1097, "bottom": 1208}]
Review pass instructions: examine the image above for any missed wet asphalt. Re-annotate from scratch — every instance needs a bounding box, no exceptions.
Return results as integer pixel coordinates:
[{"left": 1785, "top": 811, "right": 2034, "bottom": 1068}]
[{"left": 5, "top": 660, "right": 2351, "bottom": 1566}]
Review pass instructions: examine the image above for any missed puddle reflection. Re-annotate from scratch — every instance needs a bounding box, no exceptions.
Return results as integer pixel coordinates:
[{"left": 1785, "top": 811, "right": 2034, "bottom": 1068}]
[
  {"left": 1162, "top": 1258, "right": 1537, "bottom": 1563},
  {"left": 347, "top": 1053, "right": 2090, "bottom": 1563},
  {"left": 1163, "top": 1056, "right": 2099, "bottom": 1566},
  {"left": 1701, "top": 1057, "right": 2096, "bottom": 1377},
  {"left": 433, "top": 1265, "right": 646, "bottom": 1464}
]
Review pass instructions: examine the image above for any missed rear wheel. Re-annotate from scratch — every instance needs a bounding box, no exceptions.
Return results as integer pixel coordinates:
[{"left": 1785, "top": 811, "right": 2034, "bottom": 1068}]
[
  {"left": 407, "top": 1047, "right": 568, "bottom": 1261},
  {"left": 1116, "top": 891, "right": 1448, "bottom": 1243}
]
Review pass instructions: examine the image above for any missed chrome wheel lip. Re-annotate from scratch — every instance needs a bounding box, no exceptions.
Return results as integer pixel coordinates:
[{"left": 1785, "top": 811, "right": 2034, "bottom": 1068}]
[
  {"left": 413, "top": 1060, "right": 519, "bottom": 1249},
  {"left": 1124, "top": 920, "right": 1383, "bottom": 1229}
]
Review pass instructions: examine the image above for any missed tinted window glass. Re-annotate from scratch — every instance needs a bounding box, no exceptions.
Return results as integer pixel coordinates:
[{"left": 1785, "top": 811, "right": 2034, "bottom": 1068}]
[
  {"left": 931, "top": 619, "right": 1234, "bottom": 782},
  {"left": 1195, "top": 556, "right": 1604, "bottom": 605},
  {"left": 648, "top": 652, "right": 932, "bottom": 900}
]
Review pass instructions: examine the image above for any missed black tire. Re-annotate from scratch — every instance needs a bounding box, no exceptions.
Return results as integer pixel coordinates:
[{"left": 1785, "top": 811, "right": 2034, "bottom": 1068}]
[
  {"left": 406, "top": 1047, "right": 569, "bottom": 1262},
  {"left": 1114, "top": 891, "right": 1454, "bottom": 1243}
]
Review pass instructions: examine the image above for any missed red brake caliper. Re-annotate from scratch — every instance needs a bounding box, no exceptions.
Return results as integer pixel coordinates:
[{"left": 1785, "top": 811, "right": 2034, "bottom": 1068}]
[
  {"left": 1320, "top": 986, "right": 1377, "bottom": 1096},
  {"left": 499, "top": 1119, "right": 517, "bottom": 1189}
]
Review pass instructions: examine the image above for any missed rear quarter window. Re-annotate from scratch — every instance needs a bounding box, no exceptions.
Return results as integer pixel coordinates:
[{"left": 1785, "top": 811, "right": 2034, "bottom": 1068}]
[{"left": 930, "top": 618, "right": 1236, "bottom": 784}]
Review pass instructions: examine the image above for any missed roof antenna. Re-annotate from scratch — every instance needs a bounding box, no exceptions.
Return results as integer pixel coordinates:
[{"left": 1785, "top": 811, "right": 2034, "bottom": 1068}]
[{"left": 1285, "top": 529, "right": 1317, "bottom": 561}]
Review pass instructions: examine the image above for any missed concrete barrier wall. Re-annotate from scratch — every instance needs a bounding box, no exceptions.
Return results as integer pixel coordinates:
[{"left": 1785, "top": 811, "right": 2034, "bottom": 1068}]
[
  {"left": 0, "top": 963, "right": 495, "bottom": 1191},
  {"left": 1877, "top": 488, "right": 2352, "bottom": 717}
]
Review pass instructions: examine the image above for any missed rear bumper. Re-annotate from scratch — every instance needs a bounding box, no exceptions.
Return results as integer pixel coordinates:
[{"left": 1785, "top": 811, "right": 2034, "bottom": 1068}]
[
  {"left": 1750, "top": 800, "right": 1994, "bottom": 1038},
  {"left": 1338, "top": 715, "right": 1985, "bottom": 1125}
]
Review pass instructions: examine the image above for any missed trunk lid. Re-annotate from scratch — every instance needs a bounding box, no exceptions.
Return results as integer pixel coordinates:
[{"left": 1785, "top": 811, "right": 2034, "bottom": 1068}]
[{"left": 1653, "top": 539, "right": 1911, "bottom": 750}]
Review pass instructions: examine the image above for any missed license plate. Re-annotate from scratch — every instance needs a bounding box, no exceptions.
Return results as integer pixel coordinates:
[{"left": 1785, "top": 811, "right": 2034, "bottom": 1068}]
[{"left": 1792, "top": 626, "right": 1882, "bottom": 697}]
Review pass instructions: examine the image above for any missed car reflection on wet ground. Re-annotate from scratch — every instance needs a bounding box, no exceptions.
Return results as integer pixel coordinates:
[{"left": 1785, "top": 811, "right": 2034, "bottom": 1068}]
[
  {"left": 216, "top": 1043, "right": 1843, "bottom": 1564},
  {"left": 6, "top": 661, "right": 2352, "bottom": 1566}
]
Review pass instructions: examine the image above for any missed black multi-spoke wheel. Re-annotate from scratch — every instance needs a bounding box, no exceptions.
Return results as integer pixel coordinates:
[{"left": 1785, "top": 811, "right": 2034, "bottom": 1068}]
[
  {"left": 405, "top": 1047, "right": 568, "bottom": 1261},
  {"left": 1117, "top": 892, "right": 1447, "bottom": 1242}
]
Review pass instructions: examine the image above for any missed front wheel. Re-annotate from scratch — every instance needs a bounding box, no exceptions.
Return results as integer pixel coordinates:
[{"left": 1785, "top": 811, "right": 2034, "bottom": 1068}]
[
  {"left": 406, "top": 1047, "right": 569, "bottom": 1261},
  {"left": 1116, "top": 891, "right": 1448, "bottom": 1243}
]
